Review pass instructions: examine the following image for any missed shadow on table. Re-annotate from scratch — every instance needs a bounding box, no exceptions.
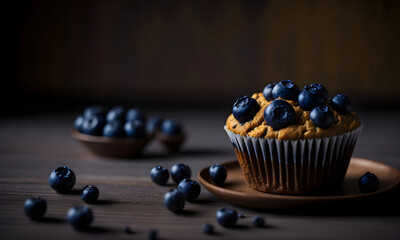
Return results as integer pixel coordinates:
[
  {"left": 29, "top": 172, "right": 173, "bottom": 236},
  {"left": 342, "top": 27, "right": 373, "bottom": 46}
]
[
  {"left": 79, "top": 225, "right": 114, "bottom": 234},
  {"left": 37, "top": 217, "right": 65, "bottom": 224},
  {"left": 264, "top": 187, "right": 400, "bottom": 217}
]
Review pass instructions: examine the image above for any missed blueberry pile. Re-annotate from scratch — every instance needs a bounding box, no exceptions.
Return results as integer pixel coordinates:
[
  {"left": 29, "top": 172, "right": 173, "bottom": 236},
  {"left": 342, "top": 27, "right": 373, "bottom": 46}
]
[
  {"left": 150, "top": 162, "right": 271, "bottom": 234},
  {"left": 233, "top": 80, "right": 354, "bottom": 130},
  {"left": 24, "top": 166, "right": 101, "bottom": 231},
  {"left": 150, "top": 163, "right": 202, "bottom": 212},
  {"left": 74, "top": 105, "right": 183, "bottom": 139}
]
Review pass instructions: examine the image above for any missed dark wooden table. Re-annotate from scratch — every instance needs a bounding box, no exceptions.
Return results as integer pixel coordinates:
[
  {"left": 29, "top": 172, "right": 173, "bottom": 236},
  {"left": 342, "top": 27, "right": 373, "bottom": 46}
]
[{"left": 1, "top": 107, "right": 399, "bottom": 239}]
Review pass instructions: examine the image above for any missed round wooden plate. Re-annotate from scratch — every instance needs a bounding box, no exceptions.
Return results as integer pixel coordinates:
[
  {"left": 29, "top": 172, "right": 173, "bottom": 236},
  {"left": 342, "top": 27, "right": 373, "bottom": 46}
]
[
  {"left": 198, "top": 158, "right": 400, "bottom": 209},
  {"left": 72, "top": 130, "right": 152, "bottom": 158}
]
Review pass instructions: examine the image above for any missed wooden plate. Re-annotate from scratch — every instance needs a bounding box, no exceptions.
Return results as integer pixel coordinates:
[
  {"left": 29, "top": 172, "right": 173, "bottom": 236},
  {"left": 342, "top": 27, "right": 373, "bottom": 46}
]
[
  {"left": 198, "top": 158, "right": 400, "bottom": 209},
  {"left": 72, "top": 130, "right": 152, "bottom": 158}
]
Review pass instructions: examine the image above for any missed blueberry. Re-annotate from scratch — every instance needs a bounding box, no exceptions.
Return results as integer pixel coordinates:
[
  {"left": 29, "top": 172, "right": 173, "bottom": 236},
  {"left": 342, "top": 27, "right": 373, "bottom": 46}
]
[
  {"left": 126, "top": 108, "right": 145, "bottom": 122},
  {"left": 67, "top": 205, "right": 94, "bottom": 230},
  {"left": 161, "top": 119, "right": 182, "bottom": 135},
  {"left": 103, "top": 120, "right": 125, "bottom": 138},
  {"left": 209, "top": 164, "right": 227, "bottom": 186},
  {"left": 106, "top": 106, "right": 126, "bottom": 122},
  {"left": 83, "top": 105, "right": 106, "bottom": 118},
  {"left": 148, "top": 229, "right": 157, "bottom": 240},
  {"left": 331, "top": 93, "right": 352, "bottom": 114},
  {"left": 170, "top": 163, "right": 191, "bottom": 184},
  {"left": 24, "top": 197, "right": 46, "bottom": 220},
  {"left": 49, "top": 166, "right": 76, "bottom": 193},
  {"left": 238, "top": 213, "right": 245, "bottom": 218},
  {"left": 310, "top": 106, "right": 334, "bottom": 129},
  {"left": 272, "top": 80, "right": 299, "bottom": 100},
  {"left": 146, "top": 115, "right": 163, "bottom": 134},
  {"left": 216, "top": 208, "right": 238, "bottom": 227},
  {"left": 298, "top": 83, "right": 329, "bottom": 110},
  {"left": 263, "top": 83, "right": 276, "bottom": 101},
  {"left": 252, "top": 216, "right": 265, "bottom": 227},
  {"left": 232, "top": 96, "right": 260, "bottom": 123},
  {"left": 178, "top": 179, "right": 201, "bottom": 202},
  {"left": 163, "top": 189, "right": 185, "bottom": 212},
  {"left": 203, "top": 223, "right": 214, "bottom": 234},
  {"left": 124, "top": 120, "right": 146, "bottom": 138},
  {"left": 150, "top": 165, "right": 169, "bottom": 185},
  {"left": 81, "top": 185, "right": 100, "bottom": 204},
  {"left": 359, "top": 172, "right": 380, "bottom": 193},
  {"left": 264, "top": 99, "right": 296, "bottom": 130},
  {"left": 80, "top": 115, "right": 106, "bottom": 136},
  {"left": 74, "top": 115, "right": 84, "bottom": 132}
]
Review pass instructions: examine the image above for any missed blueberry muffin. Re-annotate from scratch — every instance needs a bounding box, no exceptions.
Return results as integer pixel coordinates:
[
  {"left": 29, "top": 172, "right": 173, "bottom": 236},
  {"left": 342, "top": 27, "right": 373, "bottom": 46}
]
[{"left": 225, "top": 80, "right": 362, "bottom": 194}]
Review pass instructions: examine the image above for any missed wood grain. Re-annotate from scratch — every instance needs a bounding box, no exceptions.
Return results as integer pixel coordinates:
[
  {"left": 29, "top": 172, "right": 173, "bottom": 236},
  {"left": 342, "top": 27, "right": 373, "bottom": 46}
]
[
  {"left": 0, "top": 109, "right": 399, "bottom": 239},
  {"left": 13, "top": 0, "right": 400, "bottom": 103}
]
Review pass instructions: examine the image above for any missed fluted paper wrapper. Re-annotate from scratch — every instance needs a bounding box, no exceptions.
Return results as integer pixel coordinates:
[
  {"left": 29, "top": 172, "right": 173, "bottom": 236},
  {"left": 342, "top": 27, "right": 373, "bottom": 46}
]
[{"left": 224, "top": 125, "right": 363, "bottom": 194}]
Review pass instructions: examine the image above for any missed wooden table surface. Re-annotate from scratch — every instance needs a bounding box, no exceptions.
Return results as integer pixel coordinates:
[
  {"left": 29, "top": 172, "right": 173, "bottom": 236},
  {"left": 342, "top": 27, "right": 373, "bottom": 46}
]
[{"left": 1, "top": 107, "right": 399, "bottom": 240}]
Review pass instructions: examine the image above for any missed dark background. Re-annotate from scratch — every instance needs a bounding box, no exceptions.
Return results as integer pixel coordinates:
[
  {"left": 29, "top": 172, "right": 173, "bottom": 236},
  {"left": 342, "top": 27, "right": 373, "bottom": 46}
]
[{"left": 4, "top": 0, "right": 400, "bottom": 113}]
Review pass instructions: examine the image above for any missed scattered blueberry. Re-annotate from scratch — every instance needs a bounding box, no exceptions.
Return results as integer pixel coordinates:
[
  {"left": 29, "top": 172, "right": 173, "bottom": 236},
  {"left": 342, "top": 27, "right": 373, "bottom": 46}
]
[
  {"left": 49, "top": 166, "right": 76, "bottom": 193},
  {"left": 163, "top": 189, "right": 185, "bottom": 212},
  {"left": 124, "top": 120, "right": 146, "bottom": 138},
  {"left": 146, "top": 115, "right": 163, "bottom": 134},
  {"left": 74, "top": 115, "right": 84, "bottom": 132},
  {"left": 106, "top": 106, "right": 126, "bottom": 122},
  {"left": 209, "top": 164, "right": 227, "bottom": 186},
  {"left": 203, "top": 223, "right": 214, "bottom": 234},
  {"left": 81, "top": 185, "right": 100, "bottom": 204},
  {"left": 124, "top": 226, "right": 133, "bottom": 234},
  {"left": 148, "top": 229, "right": 157, "bottom": 240},
  {"left": 331, "top": 93, "right": 352, "bottom": 114},
  {"left": 170, "top": 163, "right": 191, "bottom": 184},
  {"left": 298, "top": 83, "right": 329, "bottom": 110},
  {"left": 103, "top": 120, "right": 125, "bottom": 137},
  {"left": 272, "top": 80, "right": 299, "bottom": 100},
  {"left": 359, "top": 172, "right": 380, "bottom": 193},
  {"left": 264, "top": 99, "right": 296, "bottom": 130},
  {"left": 84, "top": 105, "right": 106, "bottom": 118},
  {"left": 161, "top": 119, "right": 182, "bottom": 135},
  {"left": 252, "top": 216, "right": 265, "bottom": 227},
  {"left": 24, "top": 197, "right": 47, "bottom": 220},
  {"left": 126, "top": 108, "right": 145, "bottom": 122},
  {"left": 67, "top": 205, "right": 94, "bottom": 230},
  {"left": 310, "top": 106, "right": 334, "bottom": 129},
  {"left": 263, "top": 83, "right": 276, "bottom": 101},
  {"left": 216, "top": 208, "right": 238, "bottom": 227},
  {"left": 238, "top": 213, "right": 245, "bottom": 218},
  {"left": 150, "top": 166, "right": 169, "bottom": 185},
  {"left": 178, "top": 179, "right": 201, "bottom": 202},
  {"left": 232, "top": 96, "right": 260, "bottom": 123},
  {"left": 80, "top": 115, "right": 106, "bottom": 136}
]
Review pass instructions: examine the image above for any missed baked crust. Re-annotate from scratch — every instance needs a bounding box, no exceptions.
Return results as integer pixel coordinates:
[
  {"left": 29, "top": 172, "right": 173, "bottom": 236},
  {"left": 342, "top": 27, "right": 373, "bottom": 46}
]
[{"left": 226, "top": 93, "right": 361, "bottom": 140}]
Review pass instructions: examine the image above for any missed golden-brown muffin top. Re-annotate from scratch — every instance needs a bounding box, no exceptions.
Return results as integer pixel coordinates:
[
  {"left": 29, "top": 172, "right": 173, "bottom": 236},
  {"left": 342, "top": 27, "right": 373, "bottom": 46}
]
[{"left": 226, "top": 93, "right": 361, "bottom": 140}]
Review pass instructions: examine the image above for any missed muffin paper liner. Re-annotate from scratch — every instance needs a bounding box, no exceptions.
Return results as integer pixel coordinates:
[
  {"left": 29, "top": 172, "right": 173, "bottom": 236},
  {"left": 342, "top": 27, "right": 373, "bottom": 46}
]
[{"left": 224, "top": 125, "right": 363, "bottom": 194}]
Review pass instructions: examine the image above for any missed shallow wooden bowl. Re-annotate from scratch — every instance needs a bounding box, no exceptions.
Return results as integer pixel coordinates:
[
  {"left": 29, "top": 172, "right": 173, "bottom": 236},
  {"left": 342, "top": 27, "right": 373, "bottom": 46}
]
[
  {"left": 156, "top": 132, "right": 185, "bottom": 152},
  {"left": 198, "top": 158, "right": 400, "bottom": 209},
  {"left": 72, "top": 130, "right": 152, "bottom": 158}
]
